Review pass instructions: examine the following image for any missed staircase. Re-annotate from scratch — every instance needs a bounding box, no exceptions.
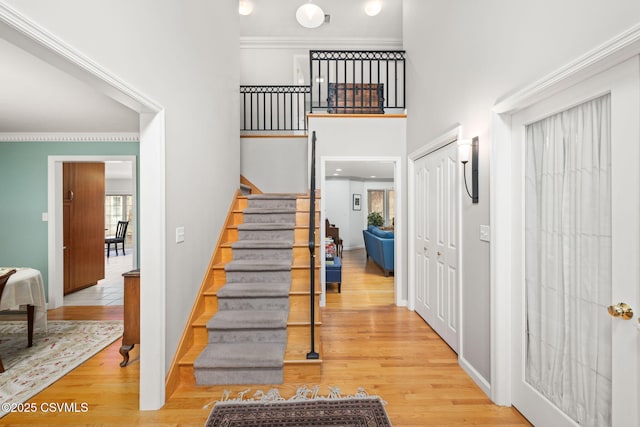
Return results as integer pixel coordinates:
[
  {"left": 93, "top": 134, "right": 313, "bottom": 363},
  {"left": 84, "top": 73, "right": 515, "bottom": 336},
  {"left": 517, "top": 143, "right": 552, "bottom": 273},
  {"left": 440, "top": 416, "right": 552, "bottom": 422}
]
[
  {"left": 165, "top": 190, "right": 321, "bottom": 393},
  {"left": 194, "top": 195, "right": 296, "bottom": 384}
]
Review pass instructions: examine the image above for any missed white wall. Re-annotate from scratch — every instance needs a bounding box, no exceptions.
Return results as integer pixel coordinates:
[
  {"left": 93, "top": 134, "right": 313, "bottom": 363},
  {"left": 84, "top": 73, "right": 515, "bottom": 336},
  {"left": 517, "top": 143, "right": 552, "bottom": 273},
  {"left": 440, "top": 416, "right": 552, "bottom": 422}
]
[
  {"left": 241, "top": 137, "right": 307, "bottom": 193},
  {"left": 310, "top": 115, "right": 406, "bottom": 299},
  {"left": 6, "top": 0, "right": 240, "bottom": 392},
  {"left": 106, "top": 178, "right": 133, "bottom": 195},
  {"left": 325, "top": 178, "right": 394, "bottom": 250},
  {"left": 403, "top": 0, "right": 640, "bottom": 388}
]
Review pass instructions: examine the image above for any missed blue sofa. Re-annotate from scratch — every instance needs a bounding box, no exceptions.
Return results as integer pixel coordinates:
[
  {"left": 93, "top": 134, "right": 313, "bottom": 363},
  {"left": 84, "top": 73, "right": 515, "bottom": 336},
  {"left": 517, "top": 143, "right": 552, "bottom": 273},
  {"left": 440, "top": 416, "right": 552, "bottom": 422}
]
[{"left": 362, "top": 225, "right": 394, "bottom": 276}]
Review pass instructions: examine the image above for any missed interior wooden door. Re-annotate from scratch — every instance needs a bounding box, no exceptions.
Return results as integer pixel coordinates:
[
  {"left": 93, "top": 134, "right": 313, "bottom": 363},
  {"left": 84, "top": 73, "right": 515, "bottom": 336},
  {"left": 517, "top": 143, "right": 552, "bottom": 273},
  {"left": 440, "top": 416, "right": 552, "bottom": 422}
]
[
  {"left": 63, "top": 162, "right": 105, "bottom": 295},
  {"left": 413, "top": 142, "right": 459, "bottom": 352}
]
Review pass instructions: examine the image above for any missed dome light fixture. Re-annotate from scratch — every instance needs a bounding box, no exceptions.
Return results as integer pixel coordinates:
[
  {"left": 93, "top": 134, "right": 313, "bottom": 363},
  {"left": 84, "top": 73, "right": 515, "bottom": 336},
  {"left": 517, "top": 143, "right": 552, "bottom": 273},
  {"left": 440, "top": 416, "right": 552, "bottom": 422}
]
[
  {"left": 296, "top": 1, "right": 325, "bottom": 29},
  {"left": 239, "top": 0, "right": 254, "bottom": 16},
  {"left": 364, "top": 0, "right": 383, "bottom": 17}
]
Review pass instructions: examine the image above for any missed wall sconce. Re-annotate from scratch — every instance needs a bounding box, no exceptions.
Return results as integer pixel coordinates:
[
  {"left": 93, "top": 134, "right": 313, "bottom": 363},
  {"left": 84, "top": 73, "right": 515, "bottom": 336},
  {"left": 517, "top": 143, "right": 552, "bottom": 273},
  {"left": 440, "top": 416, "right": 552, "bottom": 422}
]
[{"left": 458, "top": 137, "right": 479, "bottom": 203}]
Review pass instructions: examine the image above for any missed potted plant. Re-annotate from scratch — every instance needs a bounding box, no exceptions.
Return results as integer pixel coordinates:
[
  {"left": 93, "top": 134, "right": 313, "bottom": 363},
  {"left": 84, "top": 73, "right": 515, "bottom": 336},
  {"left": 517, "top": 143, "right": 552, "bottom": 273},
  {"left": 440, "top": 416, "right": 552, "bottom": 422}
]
[{"left": 367, "top": 211, "right": 384, "bottom": 227}]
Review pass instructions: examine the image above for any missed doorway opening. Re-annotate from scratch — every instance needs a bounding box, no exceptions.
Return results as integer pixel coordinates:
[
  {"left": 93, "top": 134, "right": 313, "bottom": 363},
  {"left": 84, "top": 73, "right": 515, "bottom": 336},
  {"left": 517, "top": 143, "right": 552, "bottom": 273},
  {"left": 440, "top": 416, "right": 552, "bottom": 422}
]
[
  {"left": 320, "top": 156, "right": 402, "bottom": 306},
  {"left": 59, "top": 159, "right": 136, "bottom": 307}
]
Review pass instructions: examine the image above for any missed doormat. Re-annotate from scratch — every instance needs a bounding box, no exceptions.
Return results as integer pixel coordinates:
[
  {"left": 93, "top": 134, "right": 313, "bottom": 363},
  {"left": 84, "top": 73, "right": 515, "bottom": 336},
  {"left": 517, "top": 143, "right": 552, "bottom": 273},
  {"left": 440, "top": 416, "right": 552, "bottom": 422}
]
[{"left": 205, "top": 386, "right": 392, "bottom": 426}]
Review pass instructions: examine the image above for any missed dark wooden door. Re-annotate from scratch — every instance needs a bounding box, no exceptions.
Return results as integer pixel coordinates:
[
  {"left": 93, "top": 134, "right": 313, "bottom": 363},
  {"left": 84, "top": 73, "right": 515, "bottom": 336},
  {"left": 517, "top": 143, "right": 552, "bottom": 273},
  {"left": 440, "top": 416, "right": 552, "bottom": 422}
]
[{"left": 63, "top": 162, "right": 105, "bottom": 295}]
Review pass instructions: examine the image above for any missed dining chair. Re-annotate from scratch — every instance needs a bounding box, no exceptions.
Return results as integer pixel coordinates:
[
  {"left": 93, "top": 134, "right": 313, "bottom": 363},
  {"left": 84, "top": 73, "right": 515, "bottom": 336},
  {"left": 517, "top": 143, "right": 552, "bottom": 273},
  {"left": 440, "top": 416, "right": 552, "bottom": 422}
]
[
  {"left": 105, "top": 220, "right": 129, "bottom": 258},
  {"left": 0, "top": 268, "right": 17, "bottom": 372}
]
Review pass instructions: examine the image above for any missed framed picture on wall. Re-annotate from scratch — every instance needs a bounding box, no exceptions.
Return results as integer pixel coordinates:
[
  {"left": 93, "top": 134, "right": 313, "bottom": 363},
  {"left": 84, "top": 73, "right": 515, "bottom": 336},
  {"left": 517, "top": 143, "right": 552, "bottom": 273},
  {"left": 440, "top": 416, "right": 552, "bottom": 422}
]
[{"left": 352, "top": 193, "right": 361, "bottom": 211}]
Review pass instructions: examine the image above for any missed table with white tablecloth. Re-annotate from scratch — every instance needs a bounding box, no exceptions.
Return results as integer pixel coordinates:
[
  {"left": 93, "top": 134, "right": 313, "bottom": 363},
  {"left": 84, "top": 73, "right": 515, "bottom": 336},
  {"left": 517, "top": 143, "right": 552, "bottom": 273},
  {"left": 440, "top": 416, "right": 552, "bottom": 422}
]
[{"left": 0, "top": 267, "right": 48, "bottom": 332}]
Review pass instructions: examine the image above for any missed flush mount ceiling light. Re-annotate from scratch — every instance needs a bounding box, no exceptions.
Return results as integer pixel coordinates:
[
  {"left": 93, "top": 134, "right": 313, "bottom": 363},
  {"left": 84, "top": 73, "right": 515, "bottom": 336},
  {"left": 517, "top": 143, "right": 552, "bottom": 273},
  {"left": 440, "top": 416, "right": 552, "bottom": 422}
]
[
  {"left": 296, "top": 1, "right": 325, "bottom": 28},
  {"left": 364, "top": 0, "right": 383, "bottom": 16},
  {"left": 238, "top": 0, "right": 253, "bottom": 16}
]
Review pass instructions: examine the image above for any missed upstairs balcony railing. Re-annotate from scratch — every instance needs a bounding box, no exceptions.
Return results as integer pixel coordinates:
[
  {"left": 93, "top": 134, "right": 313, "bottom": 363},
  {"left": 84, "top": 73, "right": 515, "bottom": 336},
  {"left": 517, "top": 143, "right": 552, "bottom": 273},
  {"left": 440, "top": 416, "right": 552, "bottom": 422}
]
[
  {"left": 240, "top": 85, "right": 310, "bottom": 132},
  {"left": 310, "top": 50, "right": 406, "bottom": 113},
  {"left": 239, "top": 50, "right": 406, "bottom": 133}
]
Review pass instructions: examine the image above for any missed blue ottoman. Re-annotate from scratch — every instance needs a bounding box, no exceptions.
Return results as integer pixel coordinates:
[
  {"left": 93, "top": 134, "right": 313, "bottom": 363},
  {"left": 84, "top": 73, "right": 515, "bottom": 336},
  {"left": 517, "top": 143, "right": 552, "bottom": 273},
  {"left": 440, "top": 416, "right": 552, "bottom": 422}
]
[{"left": 325, "top": 256, "right": 342, "bottom": 293}]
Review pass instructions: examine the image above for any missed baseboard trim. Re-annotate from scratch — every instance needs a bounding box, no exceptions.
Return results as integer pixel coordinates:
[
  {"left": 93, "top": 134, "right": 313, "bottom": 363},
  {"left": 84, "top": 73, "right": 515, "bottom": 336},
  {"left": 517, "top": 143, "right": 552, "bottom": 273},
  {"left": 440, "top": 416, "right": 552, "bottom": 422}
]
[{"left": 459, "top": 355, "right": 491, "bottom": 400}]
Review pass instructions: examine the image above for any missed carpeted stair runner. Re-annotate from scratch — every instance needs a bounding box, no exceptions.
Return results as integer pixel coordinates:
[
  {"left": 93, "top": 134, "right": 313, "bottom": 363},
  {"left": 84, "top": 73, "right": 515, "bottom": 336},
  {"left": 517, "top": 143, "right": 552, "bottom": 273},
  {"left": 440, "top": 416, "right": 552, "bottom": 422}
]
[{"left": 194, "top": 194, "right": 296, "bottom": 385}]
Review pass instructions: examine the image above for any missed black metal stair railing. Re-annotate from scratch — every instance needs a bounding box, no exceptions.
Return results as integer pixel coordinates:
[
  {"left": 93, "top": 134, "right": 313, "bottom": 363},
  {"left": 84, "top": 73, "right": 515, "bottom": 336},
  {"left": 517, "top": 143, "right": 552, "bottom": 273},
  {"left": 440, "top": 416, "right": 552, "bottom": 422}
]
[
  {"left": 309, "top": 50, "right": 406, "bottom": 113},
  {"left": 306, "top": 130, "right": 319, "bottom": 360},
  {"left": 240, "top": 85, "right": 310, "bottom": 132}
]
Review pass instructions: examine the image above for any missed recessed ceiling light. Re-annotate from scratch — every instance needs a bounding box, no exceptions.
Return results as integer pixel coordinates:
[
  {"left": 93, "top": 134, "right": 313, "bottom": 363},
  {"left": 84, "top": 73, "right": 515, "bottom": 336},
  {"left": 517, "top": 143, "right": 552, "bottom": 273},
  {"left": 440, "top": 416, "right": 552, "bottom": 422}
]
[
  {"left": 239, "top": 0, "right": 254, "bottom": 15},
  {"left": 364, "top": 0, "right": 382, "bottom": 17},
  {"left": 336, "top": 168, "right": 342, "bottom": 172},
  {"left": 370, "top": 175, "right": 376, "bottom": 178}
]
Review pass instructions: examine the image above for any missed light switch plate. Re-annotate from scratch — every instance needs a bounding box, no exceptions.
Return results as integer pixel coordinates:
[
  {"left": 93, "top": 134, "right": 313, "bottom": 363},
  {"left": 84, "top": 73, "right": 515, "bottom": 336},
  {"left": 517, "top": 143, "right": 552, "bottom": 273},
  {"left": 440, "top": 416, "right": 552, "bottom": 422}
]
[
  {"left": 41, "top": 212, "right": 48, "bottom": 222},
  {"left": 480, "top": 225, "right": 490, "bottom": 242},
  {"left": 176, "top": 226, "right": 185, "bottom": 243}
]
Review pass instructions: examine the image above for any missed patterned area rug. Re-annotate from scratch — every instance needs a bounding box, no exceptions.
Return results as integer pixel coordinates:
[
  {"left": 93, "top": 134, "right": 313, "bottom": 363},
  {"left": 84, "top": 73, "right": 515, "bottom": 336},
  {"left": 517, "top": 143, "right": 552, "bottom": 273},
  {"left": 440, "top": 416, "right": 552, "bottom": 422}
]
[
  {"left": 205, "top": 387, "right": 392, "bottom": 426},
  {"left": 206, "top": 398, "right": 391, "bottom": 427},
  {"left": 0, "top": 320, "right": 123, "bottom": 418}
]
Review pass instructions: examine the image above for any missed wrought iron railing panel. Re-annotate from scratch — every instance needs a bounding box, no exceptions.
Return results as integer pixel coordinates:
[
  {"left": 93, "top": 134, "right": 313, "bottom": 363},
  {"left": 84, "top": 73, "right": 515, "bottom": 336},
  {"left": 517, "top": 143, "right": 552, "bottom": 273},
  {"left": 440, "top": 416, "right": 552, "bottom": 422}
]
[
  {"left": 240, "top": 85, "right": 310, "bottom": 132},
  {"left": 310, "top": 50, "right": 406, "bottom": 113}
]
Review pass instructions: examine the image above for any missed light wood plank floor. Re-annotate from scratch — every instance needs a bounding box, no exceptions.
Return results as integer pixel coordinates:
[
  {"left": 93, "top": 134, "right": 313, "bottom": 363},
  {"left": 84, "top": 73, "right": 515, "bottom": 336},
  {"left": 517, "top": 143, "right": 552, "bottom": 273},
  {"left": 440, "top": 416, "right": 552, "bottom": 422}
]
[{"left": 4, "top": 249, "right": 530, "bottom": 426}]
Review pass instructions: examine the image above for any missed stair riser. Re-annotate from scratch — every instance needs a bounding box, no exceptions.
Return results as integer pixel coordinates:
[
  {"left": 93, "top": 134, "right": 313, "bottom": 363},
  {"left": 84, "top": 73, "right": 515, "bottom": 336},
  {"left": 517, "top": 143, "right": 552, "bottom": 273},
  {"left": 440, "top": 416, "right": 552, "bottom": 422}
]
[
  {"left": 213, "top": 268, "right": 318, "bottom": 288},
  {"left": 219, "top": 246, "right": 313, "bottom": 263},
  {"left": 232, "top": 211, "right": 319, "bottom": 227},
  {"left": 207, "top": 328, "right": 287, "bottom": 344},
  {"left": 195, "top": 368, "right": 283, "bottom": 385},
  {"left": 243, "top": 213, "right": 296, "bottom": 224},
  {"left": 248, "top": 199, "right": 297, "bottom": 210},
  {"left": 225, "top": 270, "right": 291, "bottom": 284},
  {"left": 238, "top": 229, "right": 294, "bottom": 241},
  {"left": 218, "top": 297, "right": 290, "bottom": 312},
  {"left": 232, "top": 248, "right": 293, "bottom": 262}
]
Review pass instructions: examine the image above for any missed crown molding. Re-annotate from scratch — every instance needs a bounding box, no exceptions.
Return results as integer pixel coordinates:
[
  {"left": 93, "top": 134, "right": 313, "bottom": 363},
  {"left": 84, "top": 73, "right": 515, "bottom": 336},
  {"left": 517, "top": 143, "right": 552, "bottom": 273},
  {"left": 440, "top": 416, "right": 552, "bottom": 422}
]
[
  {"left": 240, "top": 36, "right": 403, "bottom": 50},
  {"left": 494, "top": 22, "right": 640, "bottom": 114},
  {"left": 0, "top": 1, "right": 162, "bottom": 114},
  {"left": 0, "top": 132, "right": 139, "bottom": 142}
]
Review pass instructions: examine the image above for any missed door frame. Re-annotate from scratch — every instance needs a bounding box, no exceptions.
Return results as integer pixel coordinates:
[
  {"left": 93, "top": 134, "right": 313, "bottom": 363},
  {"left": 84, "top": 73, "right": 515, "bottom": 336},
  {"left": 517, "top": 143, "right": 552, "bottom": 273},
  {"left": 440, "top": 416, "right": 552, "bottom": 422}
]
[
  {"left": 48, "top": 155, "right": 138, "bottom": 308},
  {"left": 490, "top": 23, "right": 640, "bottom": 406},
  {"left": 407, "top": 125, "right": 485, "bottom": 392},
  {"left": 319, "top": 155, "right": 403, "bottom": 306},
  {"left": 0, "top": 4, "right": 167, "bottom": 410}
]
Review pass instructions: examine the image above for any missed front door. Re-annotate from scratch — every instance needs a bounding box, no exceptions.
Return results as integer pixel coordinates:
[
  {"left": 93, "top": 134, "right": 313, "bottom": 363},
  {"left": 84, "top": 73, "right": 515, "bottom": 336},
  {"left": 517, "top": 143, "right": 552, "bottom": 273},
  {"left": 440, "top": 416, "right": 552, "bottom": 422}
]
[
  {"left": 510, "top": 57, "right": 639, "bottom": 426},
  {"left": 413, "top": 142, "right": 459, "bottom": 352}
]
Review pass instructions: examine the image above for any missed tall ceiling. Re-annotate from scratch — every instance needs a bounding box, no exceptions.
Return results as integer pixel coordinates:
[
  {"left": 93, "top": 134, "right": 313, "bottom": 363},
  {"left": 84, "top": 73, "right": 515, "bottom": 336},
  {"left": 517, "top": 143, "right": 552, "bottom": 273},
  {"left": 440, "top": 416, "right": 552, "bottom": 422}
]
[
  {"left": 0, "top": 0, "right": 402, "bottom": 134},
  {"left": 240, "top": 0, "right": 402, "bottom": 41}
]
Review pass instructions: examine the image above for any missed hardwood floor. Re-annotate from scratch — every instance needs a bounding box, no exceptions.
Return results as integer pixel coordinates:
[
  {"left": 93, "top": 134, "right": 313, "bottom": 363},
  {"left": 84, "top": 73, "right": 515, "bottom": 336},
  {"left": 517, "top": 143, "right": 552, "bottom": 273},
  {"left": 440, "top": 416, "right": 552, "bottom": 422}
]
[{"left": 3, "top": 249, "right": 530, "bottom": 426}]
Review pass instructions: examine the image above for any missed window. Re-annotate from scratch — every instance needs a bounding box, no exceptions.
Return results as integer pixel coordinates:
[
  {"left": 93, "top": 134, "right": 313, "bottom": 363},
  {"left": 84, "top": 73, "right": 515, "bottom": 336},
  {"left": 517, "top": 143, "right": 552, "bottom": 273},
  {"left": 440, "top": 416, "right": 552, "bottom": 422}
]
[
  {"left": 105, "top": 195, "right": 132, "bottom": 240},
  {"left": 367, "top": 189, "right": 395, "bottom": 226}
]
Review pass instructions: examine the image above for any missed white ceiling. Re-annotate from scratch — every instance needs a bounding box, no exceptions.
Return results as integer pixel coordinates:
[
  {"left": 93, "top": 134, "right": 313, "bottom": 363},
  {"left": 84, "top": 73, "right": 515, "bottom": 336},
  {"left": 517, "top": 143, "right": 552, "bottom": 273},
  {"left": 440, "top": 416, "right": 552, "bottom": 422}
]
[
  {"left": 326, "top": 160, "right": 394, "bottom": 180},
  {"left": 0, "top": 38, "right": 139, "bottom": 133},
  {"left": 0, "top": 0, "right": 402, "bottom": 134},
  {"left": 240, "top": 0, "right": 402, "bottom": 41}
]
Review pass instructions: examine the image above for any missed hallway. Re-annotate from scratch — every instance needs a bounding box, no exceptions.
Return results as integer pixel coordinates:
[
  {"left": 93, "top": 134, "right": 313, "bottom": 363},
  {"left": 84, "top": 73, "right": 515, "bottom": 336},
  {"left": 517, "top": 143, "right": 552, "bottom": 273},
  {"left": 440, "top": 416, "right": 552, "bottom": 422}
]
[{"left": 4, "top": 249, "right": 529, "bottom": 426}]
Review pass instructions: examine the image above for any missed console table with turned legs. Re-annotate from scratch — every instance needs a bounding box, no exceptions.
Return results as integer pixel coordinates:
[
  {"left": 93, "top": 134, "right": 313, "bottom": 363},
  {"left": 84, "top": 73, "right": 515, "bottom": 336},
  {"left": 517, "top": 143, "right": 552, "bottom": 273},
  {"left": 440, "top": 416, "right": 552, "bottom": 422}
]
[{"left": 119, "top": 269, "right": 140, "bottom": 367}]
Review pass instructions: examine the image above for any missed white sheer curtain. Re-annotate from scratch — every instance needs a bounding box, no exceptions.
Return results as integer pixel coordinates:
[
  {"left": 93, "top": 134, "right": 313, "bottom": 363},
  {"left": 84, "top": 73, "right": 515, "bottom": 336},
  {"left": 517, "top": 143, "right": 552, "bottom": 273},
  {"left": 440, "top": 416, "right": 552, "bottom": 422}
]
[{"left": 525, "top": 94, "right": 611, "bottom": 426}]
